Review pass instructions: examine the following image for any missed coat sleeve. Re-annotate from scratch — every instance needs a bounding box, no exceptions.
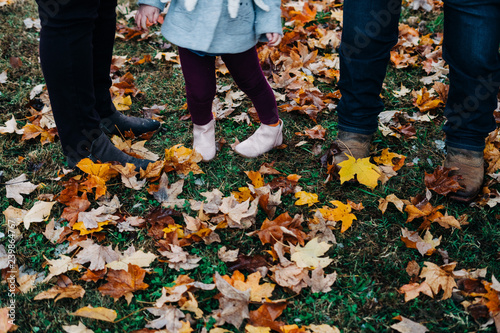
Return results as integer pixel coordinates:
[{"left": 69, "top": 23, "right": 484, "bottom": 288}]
[
  {"left": 137, "top": 0, "right": 166, "bottom": 11},
  {"left": 254, "top": 0, "right": 282, "bottom": 40}
]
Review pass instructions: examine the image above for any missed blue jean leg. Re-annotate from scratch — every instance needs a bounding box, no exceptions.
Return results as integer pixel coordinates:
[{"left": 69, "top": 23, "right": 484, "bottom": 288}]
[
  {"left": 337, "top": 0, "right": 402, "bottom": 135},
  {"left": 442, "top": 0, "right": 500, "bottom": 151}
]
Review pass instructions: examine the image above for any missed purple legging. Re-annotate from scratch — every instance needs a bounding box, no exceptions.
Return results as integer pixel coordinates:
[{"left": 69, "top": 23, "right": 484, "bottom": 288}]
[{"left": 178, "top": 47, "right": 279, "bottom": 126}]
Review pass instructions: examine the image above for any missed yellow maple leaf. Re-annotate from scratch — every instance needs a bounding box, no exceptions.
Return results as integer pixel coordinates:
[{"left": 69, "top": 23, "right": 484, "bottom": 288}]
[
  {"left": 337, "top": 155, "right": 381, "bottom": 189},
  {"left": 232, "top": 187, "right": 254, "bottom": 203},
  {"left": 164, "top": 144, "right": 203, "bottom": 175},
  {"left": 112, "top": 95, "right": 132, "bottom": 111},
  {"left": 245, "top": 171, "right": 264, "bottom": 188},
  {"left": 294, "top": 191, "right": 319, "bottom": 207},
  {"left": 329, "top": 200, "right": 357, "bottom": 233},
  {"left": 231, "top": 271, "right": 275, "bottom": 302},
  {"left": 373, "top": 148, "right": 406, "bottom": 171},
  {"left": 73, "top": 221, "right": 110, "bottom": 235}
]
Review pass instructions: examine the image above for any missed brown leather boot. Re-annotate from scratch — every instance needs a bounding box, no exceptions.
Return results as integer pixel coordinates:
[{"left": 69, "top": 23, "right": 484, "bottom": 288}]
[
  {"left": 444, "top": 146, "right": 484, "bottom": 203},
  {"left": 332, "top": 130, "right": 372, "bottom": 168}
]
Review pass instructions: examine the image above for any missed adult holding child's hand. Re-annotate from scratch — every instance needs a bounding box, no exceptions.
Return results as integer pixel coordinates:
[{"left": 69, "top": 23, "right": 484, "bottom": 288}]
[{"left": 136, "top": 4, "right": 161, "bottom": 30}]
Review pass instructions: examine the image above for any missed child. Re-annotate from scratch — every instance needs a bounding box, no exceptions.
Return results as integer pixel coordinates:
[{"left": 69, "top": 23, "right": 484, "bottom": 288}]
[{"left": 136, "top": 0, "right": 283, "bottom": 161}]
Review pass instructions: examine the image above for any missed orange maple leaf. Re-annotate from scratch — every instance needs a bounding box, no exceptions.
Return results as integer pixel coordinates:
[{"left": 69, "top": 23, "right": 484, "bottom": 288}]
[{"left": 98, "top": 264, "right": 149, "bottom": 302}]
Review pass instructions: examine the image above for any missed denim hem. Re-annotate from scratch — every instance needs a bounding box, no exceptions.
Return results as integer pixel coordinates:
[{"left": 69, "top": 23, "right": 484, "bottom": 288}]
[
  {"left": 338, "top": 124, "right": 377, "bottom": 136},
  {"left": 445, "top": 140, "right": 485, "bottom": 152}
]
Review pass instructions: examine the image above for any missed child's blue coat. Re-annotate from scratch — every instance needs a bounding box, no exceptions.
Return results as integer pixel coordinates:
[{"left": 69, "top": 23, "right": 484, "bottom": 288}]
[{"left": 138, "top": 0, "right": 282, "bottom": 54}]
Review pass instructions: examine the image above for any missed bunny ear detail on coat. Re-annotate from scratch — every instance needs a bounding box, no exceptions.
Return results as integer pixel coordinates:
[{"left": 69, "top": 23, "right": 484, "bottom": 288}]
[
  {"left": 227, "top": 0, "right": 240, "bottom": 18},
  {"left": 184, "top": 0, "right": 197, "bottom": 11},
  {"left": 184, "top": 0, "right": 270, "bottom": 18},
  {"left": 253, "top": 0, "right": 270, "bottom": 12}
]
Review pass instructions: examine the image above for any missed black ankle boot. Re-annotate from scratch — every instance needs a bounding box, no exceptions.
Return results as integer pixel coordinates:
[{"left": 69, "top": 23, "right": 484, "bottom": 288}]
[
  {"left": 67, "top": 132, "right": 153, "bottom": 171},
  {"left": 100, "top": 111, "right": 160, "bottom": 136}
]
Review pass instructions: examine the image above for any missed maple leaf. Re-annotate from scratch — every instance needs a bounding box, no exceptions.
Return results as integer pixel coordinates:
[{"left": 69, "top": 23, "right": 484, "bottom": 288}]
[
  {"left": 180, "top": 291, "right": 204, "bottom": 319},
  {"left": 270, "top": 261, "right": 309, "bottom": 293},
  {"left": 245, "top": 171, "right": 265, "bottom": 188},
  {"left": 112, "top": 94, "right": 132, "bottom": 111},
  {"left": 295, "top": 125, "right": 326, "bottom": 140},
  {"left": 23, "top": 201, "right": 56, "bottom": 230},
  {"left": 258, "top": 162, "right": 281, "bottom": 175},
  {"left": 373, "top": 148, "right": 406, "bottom": 171},
  {"left": 399, "top": 282, "right": 433, "bottom": 302},
  {"left": 254, "top": 212, "right": 306, "bottom": 246},
  {"left": 164, "top": 144, "right": 203, "bottom": 175},
  {"left": 5, "top": 174, "right": 38, "bottom": 205},
  {"left": 106, "top": 247, "right": 157, "bottom": 271},
  {"left": 61, "top": 194, "right": 91, "bottom": 226},
  {"left": 401, "top": 228, "right": 441, "bottom": 256},
  {"left": 412, "top": 87, "right": 443, "bottom": 112},
  {"left": 337, "top": 155, "right": 381, "bottom": 189},
  {"left": 213, "top": 272, "right": 251, "bottom": 328},
  {"left": 77, "top": 158, "right": 117, "bottom": 199},
  {"left": 378, "top": 194, "right": 407, "bottom": 214},
  {"left": 391, "top": 315, "right": 429, "bottom": 333},
  {"left": 294, "top": 191, "right": 319, "bottom": 207},
  {"left": 307, "top": 267, "right": 337, "bottom": 293},
  {"left": 223, "top": 270, "right": 275, "bottom": 302},
  {"left": 140, "top": 160, "right": 165, "bottom": 180},
  {"left": 323, "top": 200, "right": 357, "bottom": 233},
  {"left": 146, "top": 305, "right": 188, "bottom": 331},
  {"left": 219, "top": 196, "right": 259, "bottom": 229},
  {"left": 218, "top": 246, "right": 239, "bottom": 262},
  {"left": 419, "top": 261, "right": 458, "bottom": 300},
  {"left": 307, "top": 210, "right": 337, "bottom": 244},
  {"left": 290, "top": 238, "right": 333, "bottom": 269},
  {"left": 74, "top": 244, "right": 121, "bottom": 271},
  {"left": 424, "top": 166, "right": 463, "bottom": 195},
  {"left": 34, "top": 284, "right": 85, "bottom": 302},
  {"left": 98, "top": 264, "right": 149, "bottom": 303},
  {"left": 190, "top": 188, "right": 224, "bottom": 214},
  {"left": 0, "top": 115, "right": 24, "bottom": 134},
  {"left": 71, "top": 306, "right": 117, "bottom": 322},
  {"left": 111, "top": 163, "right": 147, "bottom": 190},
  {"left": 159, "top": 244, "right": 201, "bottom": 271},
  {"left": 43, "top": 255, "right": 82, "bottom": 283},
  {"left": 62, "top": 321, "right": 94, "bottom": 333},
  {"left": 21, "top": 123, "right": 57, "bottom": 145},
  {"left": 111, "top": 136, "right": 159, "bottom": 161},
  {"left": 248, "top": 302, "right": 287, "bottom": 332}
]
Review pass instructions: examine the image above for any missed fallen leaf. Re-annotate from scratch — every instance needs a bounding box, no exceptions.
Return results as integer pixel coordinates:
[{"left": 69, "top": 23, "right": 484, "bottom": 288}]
[
  {"left": 213, "top": 272, "right": 250, "bottom": 328},
  {"left": 391, "top": 315, "right": 429, "bottom": 333},
  {"left": 0, "top": 116, "right": 24, "bottom": 134},
  {"left": 71, "top": 306, "right": 117, "bottom": 322},
  {"left": 290, "top": 238, "right": 333, "bottom": 269},
  {"left": 98, "top": 264, "right": 149, "bottom": 303},
  {"left": 5, "top": 174, "right": 38, "bottom": 205},
  {"left": 424, "top": 166, "right": 463, "bottom": 195},
  {"left": 23, "top": 201, "right": 56, "bottom": 230},
  {"left": 34, "top": 284, "right": 85, "bottom": 302},
  {"left": 419, "top": 261, "right": 457, "bottom": 300},
  {"left": 62, "top": 321, "right": 94, "bottom": 333},
  {"left": 337, "top": 155, "right": 381, "bottom": 189},
  {"left": 294, "top": 191, "right": 319, "bottom": 207}
]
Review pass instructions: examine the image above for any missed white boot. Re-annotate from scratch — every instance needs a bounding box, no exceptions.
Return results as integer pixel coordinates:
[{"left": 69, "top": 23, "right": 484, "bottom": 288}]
[
  {"left": 193, "top": 119, "right": 216, "bottom": 162},
  {"left": 234, "top": 120, "right": 283, "bottom": 158}
]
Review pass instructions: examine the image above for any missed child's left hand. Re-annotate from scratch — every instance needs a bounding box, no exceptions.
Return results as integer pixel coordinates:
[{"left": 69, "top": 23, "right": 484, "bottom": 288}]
[{"left": 266, "top": 33, "right": 282, "bottom": 47}]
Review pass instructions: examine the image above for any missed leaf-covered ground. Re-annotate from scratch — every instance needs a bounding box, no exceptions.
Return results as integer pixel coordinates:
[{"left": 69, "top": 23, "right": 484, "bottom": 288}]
[{"left": 1, "top": 1, "right": 500, "bottom": 332}]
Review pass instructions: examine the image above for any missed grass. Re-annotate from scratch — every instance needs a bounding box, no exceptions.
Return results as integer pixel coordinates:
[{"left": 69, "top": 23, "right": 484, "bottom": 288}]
[{"left": 1, "top": 1, "right": 499, "bottom": 333}]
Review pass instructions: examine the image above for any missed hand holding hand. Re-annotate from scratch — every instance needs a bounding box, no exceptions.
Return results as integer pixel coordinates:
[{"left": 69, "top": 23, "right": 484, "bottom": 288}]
[
  {"left": 266, "top": 32, "right": 282, "bottom": 47},
  {"left": 135, "top": 5, "right": 160, "bottom": 30}
]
